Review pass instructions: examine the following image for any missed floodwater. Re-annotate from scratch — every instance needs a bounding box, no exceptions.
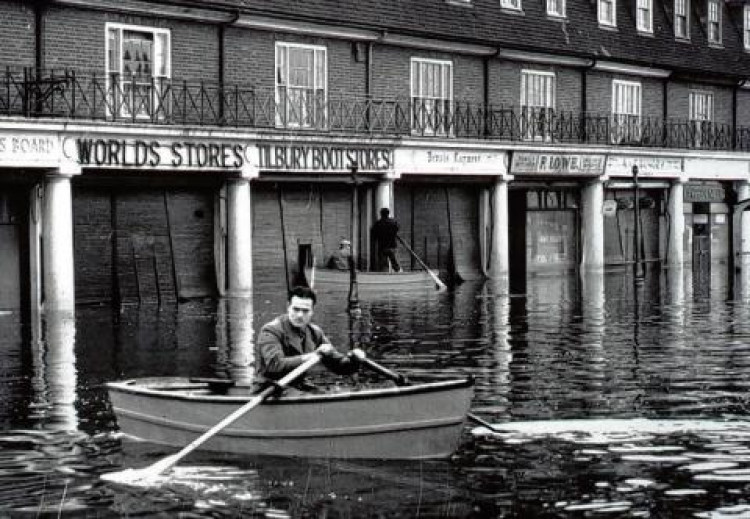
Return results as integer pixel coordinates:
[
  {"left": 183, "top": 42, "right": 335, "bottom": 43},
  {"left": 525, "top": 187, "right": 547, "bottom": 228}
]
[{"left": 3, "top": 265, "right": 750, "bottom": 517}]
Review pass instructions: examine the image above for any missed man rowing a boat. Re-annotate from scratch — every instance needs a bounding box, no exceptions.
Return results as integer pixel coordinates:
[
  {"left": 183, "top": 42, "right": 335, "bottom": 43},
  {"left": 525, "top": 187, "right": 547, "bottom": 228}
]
[{"left": 254, "top": 285, "right": 360, "bottom": 393}]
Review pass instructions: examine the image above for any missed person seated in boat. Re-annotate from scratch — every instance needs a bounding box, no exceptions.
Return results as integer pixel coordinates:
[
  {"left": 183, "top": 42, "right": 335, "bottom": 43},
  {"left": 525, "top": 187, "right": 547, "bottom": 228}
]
[
  {"left": 254, "top": 285, "right": 360, "bottom": 393},
  {"left": 371, "top": 207, "right": 401, "bottom": 273},
  {"left": 326, "top": 239, "right": 352, "bottom": 270}
]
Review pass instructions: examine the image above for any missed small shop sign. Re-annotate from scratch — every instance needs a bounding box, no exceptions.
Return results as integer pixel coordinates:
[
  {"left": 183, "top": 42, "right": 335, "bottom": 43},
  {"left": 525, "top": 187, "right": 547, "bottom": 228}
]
[
  {"left": 606, "top": 155, "right": 683, "bottom": 178},
  {"left": 511, "top": 152, "right": 606, "bottom": 176},
  {"left": 258, "top": 142, "right": 393, "bottom": 173},
  {"left": 395, "top": 147, "right": 506, "bottom": 175},
  {"left": 0, "top": 132, "right": 60, "bottom": 167}
]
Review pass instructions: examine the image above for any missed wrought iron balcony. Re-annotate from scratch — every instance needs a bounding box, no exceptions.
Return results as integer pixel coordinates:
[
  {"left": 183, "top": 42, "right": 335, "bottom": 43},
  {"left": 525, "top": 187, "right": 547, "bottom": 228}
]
[{"left": 2, "top": 67, "right": 749, "bottom": 152}]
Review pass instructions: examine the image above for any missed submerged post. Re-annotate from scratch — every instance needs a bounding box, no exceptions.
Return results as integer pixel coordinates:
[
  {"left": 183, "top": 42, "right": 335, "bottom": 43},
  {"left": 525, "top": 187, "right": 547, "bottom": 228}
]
[{"left": 633, "top": 165, "right": 644, "bottom": 282}]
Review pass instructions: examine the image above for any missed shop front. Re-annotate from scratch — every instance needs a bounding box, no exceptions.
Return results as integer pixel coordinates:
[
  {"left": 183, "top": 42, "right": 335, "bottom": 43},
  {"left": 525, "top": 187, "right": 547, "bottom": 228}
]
[
  {"left": 394, "top": 145, "right": 507, "bottom": 281},
  {"left": 509, "top": 151, "right": 606, "bottom": 276},
  {"left": 67, "top": 133, "right": 255, "bottom": 305},
  {"left": 252, "top": 140, "right": 394, "bottom": 292},
  {"left": 604, "top": 155, "right": 682, "bottom": 269}
]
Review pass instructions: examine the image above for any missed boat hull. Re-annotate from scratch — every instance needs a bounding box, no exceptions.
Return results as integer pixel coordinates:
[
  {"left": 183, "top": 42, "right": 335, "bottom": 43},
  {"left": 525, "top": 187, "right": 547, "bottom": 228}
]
[
  {"left": 107, "top": 378, "right": 474, "bottom": 460},
  {"left": 306, "top": 268, "right": 440, "bottom": 293}
]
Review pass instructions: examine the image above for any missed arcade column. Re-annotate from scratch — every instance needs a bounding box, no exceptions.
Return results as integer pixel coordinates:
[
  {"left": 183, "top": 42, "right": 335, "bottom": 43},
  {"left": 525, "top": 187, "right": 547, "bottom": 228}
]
[
  {"left": 488, "top": 177, "right": 510, "bottom": 278},
  {"left": 226, "top": 178, "right": 253, "bottom": 297},
  {"left": 42, "top": 170, "right": 77, "bottom": 316},
  {"left": 667, "top": 178, "right": 686, "bottom": 267},
  {"left": 580, "top": 178, "right": 605, "bottom": 271},
  {"left": 375, "top": 178, "right": 394, "bottom": 215}
]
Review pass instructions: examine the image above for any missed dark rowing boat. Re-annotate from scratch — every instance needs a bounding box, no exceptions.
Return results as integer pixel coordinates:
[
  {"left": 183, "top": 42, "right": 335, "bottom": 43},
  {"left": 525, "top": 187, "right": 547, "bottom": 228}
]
[{"left": 106, "top": 377, "right": 474, "bottom": 460}]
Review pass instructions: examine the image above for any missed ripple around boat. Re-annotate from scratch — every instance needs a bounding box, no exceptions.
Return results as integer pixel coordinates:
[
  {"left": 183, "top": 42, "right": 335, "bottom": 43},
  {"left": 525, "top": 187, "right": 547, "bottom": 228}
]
[
  {"left": 304, "top": 267, "right": 443, "bottom": 293},
  {"left": 106, "top": 377, "right": 474, "bottom": 460}
]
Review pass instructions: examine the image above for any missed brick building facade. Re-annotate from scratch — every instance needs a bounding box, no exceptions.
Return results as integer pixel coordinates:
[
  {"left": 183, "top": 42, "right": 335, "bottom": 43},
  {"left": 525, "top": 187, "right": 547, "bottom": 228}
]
[{"left": 2, "top": 0, "right": 750, "bottom": 313}]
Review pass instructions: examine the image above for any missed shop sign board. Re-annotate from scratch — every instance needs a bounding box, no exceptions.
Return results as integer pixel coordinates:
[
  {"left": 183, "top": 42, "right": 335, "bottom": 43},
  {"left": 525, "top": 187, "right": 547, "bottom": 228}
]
[
  {"left": 258, "top": 142, "right": 393, "bottom": 173},
  {"left": 683, "top": 157, "right": 749, "bottom": 180},
  {"left": 684, "top": 184, "right": 726, "bottom": 202},
  {"left": 0, "top": 132, "right": 61, "bottom": 167},
  {"left": 606, "top": 155, "right": 683, "bottom": 178},
  {"left": 511, "top": 152, "right": 606, "bottom": 176},
  {"left": 395, "top": 147, "right": 507, "bottom": 175},
  {"left": 65, "top": 136, "right": 258, "bottom": 176}
]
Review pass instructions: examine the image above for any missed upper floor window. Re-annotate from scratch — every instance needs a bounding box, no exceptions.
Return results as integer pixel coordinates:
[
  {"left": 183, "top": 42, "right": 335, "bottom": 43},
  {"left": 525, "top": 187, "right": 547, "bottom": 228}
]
[
  {"left": 411, "top": 58, "right": 453, "bottom": 136},
  {"left": 598, "top": 0, "right": 616, "bottom": 27},
  {"left": 689, "top": 90, "right": 714, "bottom": 147},
  {"left": 707, "top": 0, "right": 721, "bottom": 45},
  {"left": 612, "top": 80, "right": 641, "bottom": 144},
  {"left": 636, "top": 0, "right": 653, "bottom": 33},
  {"left": 744, "top": 5, "right": 750, "bottom": 50},
  {"left": 275, "top": 42, "right": 327, "bottom": 129},
  {"left": 106, "top": 23, "right": 170, "bottom": 119},
  {"left": 674, "top": 0, "right": 689, "bottom": 39},
  {"left": 501, "top": 0, "right": 522, "bottom": 10},
  {"left": 520, "top": 70, "right": 555, "bottom": 141},
  {"left": 547, "top": 0, "right": 565, "bottom": 17}
]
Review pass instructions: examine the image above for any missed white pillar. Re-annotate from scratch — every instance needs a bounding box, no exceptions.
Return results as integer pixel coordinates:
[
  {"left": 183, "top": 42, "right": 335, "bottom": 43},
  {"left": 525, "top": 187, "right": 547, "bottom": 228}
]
[
  {"left": 375, "top": 179, "right": 393, "bottom": 215},
  {"left": 738, "top": 181, "right": 750, "bottom": 270},
  {"left": 580, "top": 179, "right": 605, "bottom": 271},
  {"left": 488, "top": 177, "right": 509, "bottom": 277},
  {"left": 226, "top": 179, "right": 253, "bottom": 296},
  {"left": 43, "top": 173, "right": 75, "bottom": 315},
  {"left": 667, "top": 179, "right": 685, "bottom": 267}
]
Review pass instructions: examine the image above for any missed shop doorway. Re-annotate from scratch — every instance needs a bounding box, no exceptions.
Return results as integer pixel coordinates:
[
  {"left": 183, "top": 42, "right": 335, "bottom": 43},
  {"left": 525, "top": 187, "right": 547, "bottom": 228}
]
[{"left": 692, "top": 219, "right": 711, "bottom": 270}]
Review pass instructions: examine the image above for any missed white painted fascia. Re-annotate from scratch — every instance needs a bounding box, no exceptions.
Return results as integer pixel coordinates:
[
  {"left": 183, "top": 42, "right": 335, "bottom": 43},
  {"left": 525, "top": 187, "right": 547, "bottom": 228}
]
[
  {"left": 235, "top": 15, "right": 379, "bottom": 41},
  {"left": 380, "top": 34, "right": 497, "bottom": 56},
  {"left": 593, "top": 60, "right": 671, "bottom": 78},
  {"left": 497, "top": 49, "right": 593, "bottom": 67}
]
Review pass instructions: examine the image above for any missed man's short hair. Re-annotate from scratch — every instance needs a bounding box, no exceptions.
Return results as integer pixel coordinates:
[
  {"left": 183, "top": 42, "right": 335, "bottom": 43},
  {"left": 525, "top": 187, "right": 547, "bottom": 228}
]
[
  {"left": 379, "top": 207, "right": 390, "bottom": 218},
  {"left": 288, "top": 285, "right": 317, "bottom": 305},
  {"left": 340, "top": 239, "right": 351, "bottom": 247}
]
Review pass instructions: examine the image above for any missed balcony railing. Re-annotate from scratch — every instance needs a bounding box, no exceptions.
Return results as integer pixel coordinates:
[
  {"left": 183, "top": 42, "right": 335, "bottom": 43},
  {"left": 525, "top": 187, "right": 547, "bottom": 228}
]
[{"left": 2, "top": 67, "right": 750, "bottom": 151}]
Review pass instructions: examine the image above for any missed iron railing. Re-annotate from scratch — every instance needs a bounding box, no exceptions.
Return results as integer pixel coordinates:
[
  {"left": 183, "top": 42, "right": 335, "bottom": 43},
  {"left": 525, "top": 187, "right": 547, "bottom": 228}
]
[{"left": 2, "top": 67, "right": 750, "bottom": 151}]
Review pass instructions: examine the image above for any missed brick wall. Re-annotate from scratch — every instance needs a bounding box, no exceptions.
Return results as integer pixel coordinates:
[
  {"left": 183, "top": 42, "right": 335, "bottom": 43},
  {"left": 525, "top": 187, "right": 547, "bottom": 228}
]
[
  {"left": 44, "top": 5, "right": 219, "bottom": 80},
  {"left": 487, "top": 61, "right": 582, "bottom": 111},
  {"left": 667, "top": 81, "right": 734, "bottom": 126},
  {"left": 0, "top": 1, "right": 35, "bottom": 68},
  {"left": 371, "top": 44, "right": 484, "bottom": 102},
  {"left": 586, "top": 71, "right": 663, "bottom": 117}
]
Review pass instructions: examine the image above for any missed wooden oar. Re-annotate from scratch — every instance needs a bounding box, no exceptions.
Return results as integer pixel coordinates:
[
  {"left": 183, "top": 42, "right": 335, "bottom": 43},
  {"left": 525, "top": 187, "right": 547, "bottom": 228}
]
[
  {"left": 102, "top": 353, "right": 322, "bottom": 484},
  {"left": 354, "top": 352, "right": 504, "bottom": 433},
  {"left": 395, "top": 236, "right": 447, "bottom": 291}
]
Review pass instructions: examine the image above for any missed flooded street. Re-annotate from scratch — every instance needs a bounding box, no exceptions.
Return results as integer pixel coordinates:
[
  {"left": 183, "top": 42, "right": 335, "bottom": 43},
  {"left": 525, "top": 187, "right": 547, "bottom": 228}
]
[{"left": 3, "top": 267, "right": 750, "bottom": 517}]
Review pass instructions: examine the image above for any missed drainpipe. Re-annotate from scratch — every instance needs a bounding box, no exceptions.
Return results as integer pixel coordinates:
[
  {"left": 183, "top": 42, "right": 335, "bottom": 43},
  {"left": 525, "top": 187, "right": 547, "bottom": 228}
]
[
  {"left": 218, "top": 10, "right": 240, "bottom": 124},
  {"left": 580, "top": 66, "right": 587, "bottom": 143},
  {"left": 733, "top": 81, "right": 739, "bottom": 151},
  {"left": 34, "top": 0, "right": 46, "bottom": 75},
  {"left": 483, "top": 55, "right": 490, "bottom": 138},
  {"left": 663, "top": 78, "right": 669, "bottom": 147}
]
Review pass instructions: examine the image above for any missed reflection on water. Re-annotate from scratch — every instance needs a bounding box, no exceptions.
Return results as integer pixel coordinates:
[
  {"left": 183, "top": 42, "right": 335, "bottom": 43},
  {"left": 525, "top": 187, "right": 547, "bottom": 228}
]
[{"left": 3, "top": 267, "right": 750, "bottom": 515}]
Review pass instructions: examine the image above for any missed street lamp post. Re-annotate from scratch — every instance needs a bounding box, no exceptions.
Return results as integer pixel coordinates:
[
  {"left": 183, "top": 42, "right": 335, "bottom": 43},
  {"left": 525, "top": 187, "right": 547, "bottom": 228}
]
[
  {"left": 632, "top": 165, "right": 645, "bottom": 281},
  {"left": 348, "top": 161, "right": 360, "bottom": 311}
]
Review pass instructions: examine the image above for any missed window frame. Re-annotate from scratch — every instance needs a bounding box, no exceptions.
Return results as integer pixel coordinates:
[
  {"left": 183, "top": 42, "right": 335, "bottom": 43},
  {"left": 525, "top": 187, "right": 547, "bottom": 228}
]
[
  {"left": 500, "top": 0, "right": 522, "bottom": 11},
  {"left": 636, "top": 0, "right": 653, "bottom": 33},
  {"left": 105, "top": 22, "right": 171, "bottom": 119},
  {"left": 674, "top": 0, "right": 690, "bottom": 40},
  {"left": 707, "top": 0, "right": 722, "bottom": 46},
  {"left": 611, "top": 79, "right": 642, "bottom": 144},
  {"left": 744, "top": 4, "right": 750, "bottom": 50},
  {"left": 598, "top": 0, "right": 617, "bottom": 27},
  {"left": 689, "top": 90, "right": 714, "bottom": 148},
  {"left": 274, "top": 41, "right": 328, "bottom": 129},
  {"left": 520, "top": 70, "right": 556, "bottom": 141},
  {"left": 547, "top": 0, "right": 566, "bottom": 18},
  {"left": 410, "top": 57, "right": 454, "bottom": 136}
]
